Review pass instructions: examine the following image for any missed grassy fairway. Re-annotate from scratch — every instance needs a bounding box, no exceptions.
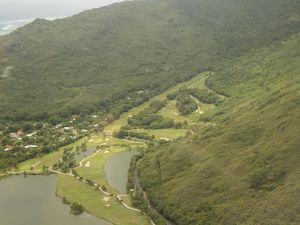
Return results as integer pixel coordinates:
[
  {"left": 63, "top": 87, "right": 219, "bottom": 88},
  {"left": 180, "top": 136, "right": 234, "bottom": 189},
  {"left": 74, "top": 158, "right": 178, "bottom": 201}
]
[
  {"left": 157, "top": 100, "right": 203, "bottom": 123},
  {"left": 104, "top": 101, "right": 152, "bottom": 133},
  {"left": 157, "top": 99, "right": 214, "bottom": 125},
  {"left": 12, "top": 138, "right": 88, "bottom": 172},
  {"left": 16, "top": 150, "right": 64, "bottom": 171},
  {"left": 133, "top": 128, "right": 187, "bottom": 140},
  {"left": 87, "top": 135, "right": 145, "bottom": 148},
  {"left": 104, "top": 72, "right": 212, "bottom": 133},
  {"left": 56, "top": 175, "right": 150, "bottom": 225},
  {"left": 187, "top": 72, "right": 209, "bottom": 89},
  {"left": 12, "top": 134, "right": 143, "bottom": 173},
  {"left": 75, "top": 146, "right": 127, "bottom": 193}
]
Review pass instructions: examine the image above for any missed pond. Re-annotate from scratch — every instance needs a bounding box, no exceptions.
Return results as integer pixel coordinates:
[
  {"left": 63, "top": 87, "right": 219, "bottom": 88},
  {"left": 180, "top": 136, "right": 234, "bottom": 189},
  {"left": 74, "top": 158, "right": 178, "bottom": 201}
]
[
  {"left": 0, "top": 175, "right": 111, "bottom": 225},
  {"left": 74, "top": 147, "right": 96, "bottom": 162},
  {"left": 104, "top": 150, "right": 139, "bottom": 193}
]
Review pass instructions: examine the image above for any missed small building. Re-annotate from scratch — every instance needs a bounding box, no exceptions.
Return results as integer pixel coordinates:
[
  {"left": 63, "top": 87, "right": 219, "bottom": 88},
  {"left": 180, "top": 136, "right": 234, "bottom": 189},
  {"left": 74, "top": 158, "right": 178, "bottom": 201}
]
[
  {"left": 26, "top": 132, "right": 37, "bottom": 137},
  {"left": 17, "top": 130, "right": 25, "bottom": 137},
  {"left": 9, "top": 131, "right": 24, "bottom": 139},
  {"left": 160, "top": 137, "right": 170, "bottom": 142},
  {"left": 59, "top": 137, "right": 66, "bottom": 141},
  {"left": 55, "top": 124, "right": 63, "bottom": 129},
  {"left": 63, "top": 127, "right": 74, "bottom": 132},
  {"left": 25, "top": 145, "right": 38, "bottom": 149},
  {"left": 9, "top": 133, "right": 18, "bottom": 139}
]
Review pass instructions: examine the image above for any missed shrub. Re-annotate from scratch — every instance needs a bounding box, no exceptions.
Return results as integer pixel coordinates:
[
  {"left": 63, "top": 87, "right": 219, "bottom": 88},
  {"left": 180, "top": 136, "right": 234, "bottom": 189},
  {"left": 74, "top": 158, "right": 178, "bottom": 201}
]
[
  {"left": 189, "top": 88, "right": 223, "bottom": 106},
  {"left": 70, "top": 202, "right": 84, "bottom": 215},
  {"left": 250, "top": 169, "right": 268, "bottom": 190},
  {"left": 176, "top": 94, "right": 198, "bottom": 115}
]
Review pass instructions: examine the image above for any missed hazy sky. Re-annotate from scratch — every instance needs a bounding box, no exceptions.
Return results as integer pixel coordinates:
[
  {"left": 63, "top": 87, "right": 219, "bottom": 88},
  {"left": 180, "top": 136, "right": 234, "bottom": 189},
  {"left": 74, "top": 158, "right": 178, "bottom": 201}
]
[{"left": 0, "top": 0, "right": 126, "bottom": 21}]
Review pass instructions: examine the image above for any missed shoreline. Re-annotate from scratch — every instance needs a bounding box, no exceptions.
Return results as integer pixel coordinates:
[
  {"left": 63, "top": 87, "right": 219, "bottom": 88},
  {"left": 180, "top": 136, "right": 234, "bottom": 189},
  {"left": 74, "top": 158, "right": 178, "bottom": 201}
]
[{"left": 0, "top": 17, "right": 66, "bottom": 35}]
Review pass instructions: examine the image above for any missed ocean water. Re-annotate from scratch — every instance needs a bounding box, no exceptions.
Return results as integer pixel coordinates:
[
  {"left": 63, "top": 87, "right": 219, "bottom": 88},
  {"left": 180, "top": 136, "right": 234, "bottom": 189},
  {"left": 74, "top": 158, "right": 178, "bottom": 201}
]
[{"left": 0, "top": 0, "right": 126, "bottom": 36}]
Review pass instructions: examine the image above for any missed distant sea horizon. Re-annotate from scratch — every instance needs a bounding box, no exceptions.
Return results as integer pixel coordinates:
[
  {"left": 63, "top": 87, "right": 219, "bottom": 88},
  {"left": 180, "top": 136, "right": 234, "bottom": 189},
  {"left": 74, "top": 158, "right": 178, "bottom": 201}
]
[
  {"left": 0, "top": 17, "right": 64, "bottom": 36},
  {"left": 0, "top": 0, "right": 126, "bottom": 36}
]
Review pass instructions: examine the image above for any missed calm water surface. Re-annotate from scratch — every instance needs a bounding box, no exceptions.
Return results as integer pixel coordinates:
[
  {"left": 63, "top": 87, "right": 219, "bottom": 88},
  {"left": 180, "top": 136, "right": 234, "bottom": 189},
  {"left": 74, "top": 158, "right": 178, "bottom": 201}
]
[
  {"left": 0, "top": 175, "right": 111, "bottom": 225},
  {"left": 104, "top": 150, "right": 139, "bottom": 193},
  {"left": 75, "top": 147, "right": 96, "bottom": 162}
]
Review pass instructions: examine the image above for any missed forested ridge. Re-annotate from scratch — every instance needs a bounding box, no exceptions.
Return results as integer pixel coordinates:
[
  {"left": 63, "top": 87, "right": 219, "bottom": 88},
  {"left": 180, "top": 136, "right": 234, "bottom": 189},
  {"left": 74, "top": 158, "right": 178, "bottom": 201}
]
[
  {"left": 138, "top": 33, "right": 300, "bottom": 225},
  {"left": 0, "top": 0, "right": 298, "bottom": 120}
]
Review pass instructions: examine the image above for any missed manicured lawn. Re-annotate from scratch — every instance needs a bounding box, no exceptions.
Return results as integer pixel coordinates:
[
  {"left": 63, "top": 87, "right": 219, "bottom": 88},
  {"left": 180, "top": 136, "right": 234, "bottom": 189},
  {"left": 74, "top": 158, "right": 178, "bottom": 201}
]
[
  {"left": 157, "top": 100, "right": 214, "bottom": 124},
  {"left": 16, "top": 150, "right": 64, "bottom": 171},
  {"left": 75, "top": 146, "right": 127, "bottom": 193},
  {"left": 13, "top": 133, "right": 144, "bottom": 173},
  {"left": 133, "top": 128, "right": 187, "bottom": 140},
  {"left": 87, "top": 135, "right": 145, "bottom": 148},
  {"left": 56, "top": 175, "right": 150, "bottom": 225},
  {"left": 104, "top": 101, "right": 152, "bottom": 133},
  {"left": 104, "top": 72, "right": 211, "bottom": 133},
  {"left": 13, "top": 138, "right": 89, "bottom": 172},
  {"left": 157, "top": 100, "right": 199, "bottom": 123}
]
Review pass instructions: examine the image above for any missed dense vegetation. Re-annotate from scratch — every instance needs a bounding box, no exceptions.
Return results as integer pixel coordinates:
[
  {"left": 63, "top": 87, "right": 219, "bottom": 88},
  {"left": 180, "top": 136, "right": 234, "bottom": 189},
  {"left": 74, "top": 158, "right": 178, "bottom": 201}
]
[
  {"left": 0, "top": 112, "right": 100, "bottom": 171},
  {"left": 0, "top": 0, "right": 299, "bottom": 224},
  {"left": 127, "top": 100, "right": 176, "bottom": 129},
  {"left": 189, "top": 88, "right": 223, "bottom": 106},
  {"left": 70, "top": 202, "right": 85, "bottom": 215},
  {"left": 167, "top": 86, "right": 223, "bottom": 114},
  {"left": 113, "top": 129, "right": 155, "bottom": 141},
  {"left": 175, "top": 94, "right": 198, "bottom": 115},
  {"left": 0, "top": 0, "right": 299, "bottom": 121},
  {"left": 1, "top": 0, "right": 299, "bottom": 170},
  {"left": 138, "top": 33, "right": 300, "bottom": 225}
]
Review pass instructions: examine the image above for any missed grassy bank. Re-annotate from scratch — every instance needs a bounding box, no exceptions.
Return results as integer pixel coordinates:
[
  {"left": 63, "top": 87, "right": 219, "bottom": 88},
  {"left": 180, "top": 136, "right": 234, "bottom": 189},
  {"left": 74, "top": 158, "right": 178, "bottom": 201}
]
[{"left": 56, "top": 174, "right": 150, "bottom": 225}]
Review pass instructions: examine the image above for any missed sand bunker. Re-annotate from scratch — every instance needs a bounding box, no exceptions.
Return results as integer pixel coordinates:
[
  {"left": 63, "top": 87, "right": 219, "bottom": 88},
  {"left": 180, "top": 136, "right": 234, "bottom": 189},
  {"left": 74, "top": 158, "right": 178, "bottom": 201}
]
[
  {"left": 102, "top": 197, "right": 110, "bottom": 202},
  {"left": 31, "top": 161, "right": 41, "bottom": 168},
  {"left": 84, "top": 161, "right": 91, "bottom": 167}
]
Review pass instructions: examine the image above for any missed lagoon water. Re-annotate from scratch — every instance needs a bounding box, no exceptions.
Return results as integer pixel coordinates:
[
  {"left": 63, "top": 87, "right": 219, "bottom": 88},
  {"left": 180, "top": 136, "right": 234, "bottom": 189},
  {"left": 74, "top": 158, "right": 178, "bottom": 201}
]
[
  {"left": 0, "top": 0, "right": 126, "bottom": 36},
  {"left": 0, "top": 175, "right": 111, "bottom": 225},
  {"left": 104, "top": 150, "right": 139, "bottom": 193},
  {"left": 0, "top": 150, "right": 138, "bottom": 224}
]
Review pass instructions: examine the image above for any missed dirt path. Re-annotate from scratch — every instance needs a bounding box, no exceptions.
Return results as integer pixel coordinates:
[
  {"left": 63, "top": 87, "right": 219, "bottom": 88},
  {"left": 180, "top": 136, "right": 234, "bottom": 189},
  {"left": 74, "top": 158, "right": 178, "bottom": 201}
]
[{"left": 187, "top": 75, "right": 209, "bottom": 88}]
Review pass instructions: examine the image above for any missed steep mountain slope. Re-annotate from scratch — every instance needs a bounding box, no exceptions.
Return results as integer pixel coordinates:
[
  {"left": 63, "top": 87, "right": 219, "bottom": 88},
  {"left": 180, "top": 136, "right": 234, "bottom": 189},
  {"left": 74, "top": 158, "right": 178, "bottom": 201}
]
[
  {"left": 0, "top": 0, "right": 299, "bottom": 120},
  {"left": 138, "top": 33, "right": 300, "bottom": 225}
]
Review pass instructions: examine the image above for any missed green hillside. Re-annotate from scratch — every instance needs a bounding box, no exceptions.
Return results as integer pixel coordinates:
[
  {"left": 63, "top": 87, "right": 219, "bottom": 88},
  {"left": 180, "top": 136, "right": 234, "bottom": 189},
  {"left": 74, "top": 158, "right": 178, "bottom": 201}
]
[
  {"left": 0, "top": 0, "right": 299, "bottom": 224},
  {"left": 0, "top": 0, "right": 299, "bottom": 120},
  {"left": 138, "top": 33, "right": 300, "bottom": 225}
]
